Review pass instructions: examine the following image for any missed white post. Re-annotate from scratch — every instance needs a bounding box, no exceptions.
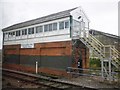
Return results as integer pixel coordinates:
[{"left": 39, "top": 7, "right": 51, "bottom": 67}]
[
  {"left": 101, "top": 58, "right": 104, "bottom": 78},
  {"left": 109, "top": 46, "right": 112, "bottom": 81},
  {"left": 36, "top": 61, "right": 38, "bottom": 74}
]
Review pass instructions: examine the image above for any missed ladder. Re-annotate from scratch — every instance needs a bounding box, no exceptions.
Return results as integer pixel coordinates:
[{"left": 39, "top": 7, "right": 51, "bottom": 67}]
[{"left": 72, "top": 28, "right": 120, "bottom": 81}]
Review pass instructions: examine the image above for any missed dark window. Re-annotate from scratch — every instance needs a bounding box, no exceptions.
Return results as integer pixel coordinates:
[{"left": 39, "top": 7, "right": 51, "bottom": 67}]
[
  {"left": 49, "top": 24, "right": 52, "bottom": 31},
  {"left": 22, "top": 29, "right": 27, "bottom": 35},
  {"left": 59, "top": 21, "right": 64, "bottom": 30},
  {"left": 44, "top": 25, "right": 49, "bottom": 32},
  {"left": 53, "top": 23, "right": 57, "bottom": 30},
  {"left": 28, "top": 27, "right": 34, "bottom": 34},
  {"left": 16, "top": 30, "right": 21, "bottom": 36},
  {"left": 8, "top": 32, "right": 11, "bottom": 37},
  {"left": 13, "top": 32, "right": 15, "bottom": 35},
  {"left": 8, "top": 32, "right": 15, "bottom": 37},
  {"left": 4, "top": 33, "right": 8, "bottom": 38},
  {"left": 36, "top": 26, "right": 43, "bottom": 33},
  {"left": 65, "top": 21, "right": 69, "bottom": 28}
]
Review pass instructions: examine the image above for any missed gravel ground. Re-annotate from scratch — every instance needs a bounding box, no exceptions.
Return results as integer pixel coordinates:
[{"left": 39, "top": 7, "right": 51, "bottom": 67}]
[
  {"left": 2, "top": 76, "right": 48, "bottom": 89},
  {"left": 65, "top": 75, "right": 120, "bottom": 89},
  {"left": 2, "top": 73, "right": 120, "bottom": 89}
]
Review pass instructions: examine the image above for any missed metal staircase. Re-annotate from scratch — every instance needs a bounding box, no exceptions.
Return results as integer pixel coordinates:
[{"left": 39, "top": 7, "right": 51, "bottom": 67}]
[
  {"left": 79, "top": 29, "right": 120, "bottom": 81},
  {"left": 72, "top": 27, "right": 120, "bottom": 81}
]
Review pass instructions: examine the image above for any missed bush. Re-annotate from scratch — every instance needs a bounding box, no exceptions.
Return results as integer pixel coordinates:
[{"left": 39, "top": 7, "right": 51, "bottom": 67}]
[{"left": 90, "top": 58, "right": 101, "bottom": 69}]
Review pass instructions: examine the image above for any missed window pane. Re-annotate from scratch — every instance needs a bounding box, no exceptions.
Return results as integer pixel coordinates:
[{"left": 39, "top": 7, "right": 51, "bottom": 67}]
[
  {"left": 59, "top": 21, "right": 64, "bottom": 30},
  {"left": 16, "top": 30, "right": 20, "bottom": 36},
  {"left": 12, "top": 32, "right": 15, "bottom": 37},
  {"left": 53, "top": 23, "right": 57, "bottom": 30},
  {"left": 13, "top": 32, "right": 15, "bottom": 35},
  {"left": 28, "top": 28, "right": 34, "bottom": 34},
  {"left": 44, "top": 25, "right": 48, "bottom": 32},
  {"left": 36, "top": 26, "right": 43, "bottom": 33},
  {"left": 4, "top": 33, "right": 8, "bottom": 38},
  {"left": 49, "top": 24, "right": 52, "bottom": 31},
  {"left": 65, "top": 21, "right": 69, "bottom": 28},
  {"left": 22, "top": 29, "right": 27, "bottom": 35}
]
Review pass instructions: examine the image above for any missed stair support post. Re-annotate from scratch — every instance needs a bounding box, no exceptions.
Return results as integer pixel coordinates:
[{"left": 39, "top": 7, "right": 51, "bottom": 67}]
[
  {"left": 101, "top": 58, "right": 104, "bottom": 78},
  {"left": 109, "top": 46, "right": 112, "bottom": 82}
]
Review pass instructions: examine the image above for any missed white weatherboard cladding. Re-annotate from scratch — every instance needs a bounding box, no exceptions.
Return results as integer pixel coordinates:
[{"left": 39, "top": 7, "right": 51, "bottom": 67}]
[
  {"left": 4, "top": 34, "right": 71, "bottom": 45},
  {"left": 4, "top": 17, "right": 71, "bottom": 45},
  {"left": 70, "top": 7, "right": 90, "bottom": 39},
  {"left": 70, "top": 6, "right": 89, "bottom": 28}
]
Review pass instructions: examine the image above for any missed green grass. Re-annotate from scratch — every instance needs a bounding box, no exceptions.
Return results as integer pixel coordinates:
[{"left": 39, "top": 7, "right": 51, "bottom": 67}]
[{"left": 89, "top": 58, "right": 101, "bottom": 69}]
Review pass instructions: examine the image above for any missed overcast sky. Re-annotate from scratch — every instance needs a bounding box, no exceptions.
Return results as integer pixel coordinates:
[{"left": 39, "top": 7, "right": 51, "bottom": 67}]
[{"left": 0, "top": 0, "right": 119, "bottom": 49}]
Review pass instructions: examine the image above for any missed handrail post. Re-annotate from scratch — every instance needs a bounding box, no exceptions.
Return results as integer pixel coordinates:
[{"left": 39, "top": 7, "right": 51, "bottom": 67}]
[{"left": 109, "top": 46, "right": 112, "bottom": 81}]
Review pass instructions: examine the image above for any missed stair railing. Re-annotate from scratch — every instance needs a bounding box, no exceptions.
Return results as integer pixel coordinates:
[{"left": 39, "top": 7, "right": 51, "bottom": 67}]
[{"left": 79, "top": 29, "right": 105, "bottom": 58}]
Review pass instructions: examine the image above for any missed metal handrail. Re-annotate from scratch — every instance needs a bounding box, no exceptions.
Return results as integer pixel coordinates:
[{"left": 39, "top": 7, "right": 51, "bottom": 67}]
[
  {"left": 88, "top": 34, "right": 104, "bottom": 53},
  {"left": 89, "top": 33, "right": 104, "bottom": 47},
  {"left": 79, "top": 29, "right": 105, "bottom": 57},
  {"left": 111, "top": 47, "right": 120, "bottom": 56}
]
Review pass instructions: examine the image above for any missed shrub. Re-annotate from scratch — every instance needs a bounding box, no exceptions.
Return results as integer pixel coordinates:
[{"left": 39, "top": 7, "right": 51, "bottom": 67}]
[{"left": 90, "top": 58, "right": 101, "bottom": 69}]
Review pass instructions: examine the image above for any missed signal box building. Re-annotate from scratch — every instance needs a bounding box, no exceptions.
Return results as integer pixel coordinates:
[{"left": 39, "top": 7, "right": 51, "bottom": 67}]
[{"left": 2, "top": 7, "right": 90, "bottom": 76}]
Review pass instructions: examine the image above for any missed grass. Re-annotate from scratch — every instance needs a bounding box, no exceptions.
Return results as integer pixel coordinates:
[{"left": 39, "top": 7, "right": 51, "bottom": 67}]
[{"left": 89, "top": 58, "right": 101, "bottom": 69}]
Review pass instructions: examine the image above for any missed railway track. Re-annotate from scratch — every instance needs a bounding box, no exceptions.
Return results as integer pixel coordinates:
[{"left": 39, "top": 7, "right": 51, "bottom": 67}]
[{"left": 2, "top": 69, "right": 97, "bottom": 90}]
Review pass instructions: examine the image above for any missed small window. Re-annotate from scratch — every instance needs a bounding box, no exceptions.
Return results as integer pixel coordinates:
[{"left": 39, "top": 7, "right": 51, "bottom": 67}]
[
  {"left": 4, "top": 33, "right": 8, "bottom": 38},
  {"left": 36, "top": 26, "right": 43, "bottom": 33},
  {"left": 59, "top": 21, "right": 64, "bottom": 30},
  {"left": 9, "top": 32, "right": 13, "bottom": 37},
  {"left": 16, "top": 30, "right": 21, "bottom": 36},
  {"left": 13, "top": 32, "right": 15, "bottom": 35},
  {"left": 12, "top": 31, "right": 15, "bottom": 37},
  {"left": 28, "top": 27, "right": 34, "bottom": 34},
  {"left": 44, "top": 25, "right": 49, "bottom": 32},
  {"left": 22, "top": 29, "right": 27, "bottom": 35},
  {"left": 49, "top": 24, "right": 52, "bottom": 31},
  {"left": 65, "top": 21, "right": 69, "bottom": 28},
  {"left": 53, "top": 23, "right": 57, "bottom": 30},
  {"left": 8, "top": 32, "right": 11, "bottom": 37}
]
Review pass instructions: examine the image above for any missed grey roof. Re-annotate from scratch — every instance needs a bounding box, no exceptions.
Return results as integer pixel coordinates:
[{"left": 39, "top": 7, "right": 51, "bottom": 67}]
[
  {"left": 2, "top": 8, "right": 76, "bottom": 32},
  {"left": 90, "top": 29, "right": 120, "bottom": 39}
]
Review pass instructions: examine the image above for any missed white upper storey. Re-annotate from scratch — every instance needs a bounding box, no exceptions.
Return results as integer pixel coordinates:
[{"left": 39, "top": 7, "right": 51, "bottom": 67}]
[{"left": 3, "top": 7, "right": 89, "bottom": 45}]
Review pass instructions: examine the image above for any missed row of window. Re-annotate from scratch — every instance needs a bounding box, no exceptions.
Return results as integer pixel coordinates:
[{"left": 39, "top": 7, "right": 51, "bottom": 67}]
[{"left": 4, "top": 20, "right": 69, "bottom": 38}]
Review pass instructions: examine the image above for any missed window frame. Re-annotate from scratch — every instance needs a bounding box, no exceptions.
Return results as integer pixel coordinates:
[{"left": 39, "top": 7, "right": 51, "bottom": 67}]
[
  {"left": 28, "top": 27, "right": 34, "bottom": 35},
  {"left": 65, "top": 20, "right": 69, "bottom": 29},
  {"left": 59, "top": 21, "right": 64, "bottom": 30},
  {"left": 16, "top": 30, "right": 21, "bottom": 37},
  {"left": 53, "top": 23, "right": 57, "bottom": 30},
  {"left": 22, "top": 29, "right": 27, "bottom": 35},
  {"left": 44, "top": 24, "right": 49, "bottom": 32},
  {"left": 36, "top": 26, "right": 43, "bottom": 33},
  {"left": 48, "top": 24, "right": 53, "bottom": 31}
]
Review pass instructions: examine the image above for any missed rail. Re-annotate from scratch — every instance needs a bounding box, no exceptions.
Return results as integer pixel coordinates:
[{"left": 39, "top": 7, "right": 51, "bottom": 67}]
[{"left": 2, "top": 68, "right": 96, "bottom": 89}]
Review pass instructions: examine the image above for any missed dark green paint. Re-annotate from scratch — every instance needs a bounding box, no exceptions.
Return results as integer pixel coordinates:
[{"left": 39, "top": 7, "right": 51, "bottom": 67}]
[
  {"left": 3, "top": 55, "right": 72, "bottom": 71},
  {"left": 70, "top": 15, "right": 73, "bottom": 38}
]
